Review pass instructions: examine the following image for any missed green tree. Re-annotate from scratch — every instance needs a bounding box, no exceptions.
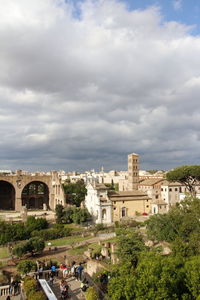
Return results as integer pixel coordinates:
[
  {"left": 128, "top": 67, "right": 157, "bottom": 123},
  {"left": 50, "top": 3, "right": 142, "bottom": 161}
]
[
  {"left": 166, "top": 165, "right": 200, "bottom": 196},
  {"left": 63, "top": 180, "right": 87, "bottom": 207},
  {"left": 26, "top": 237, "right": 45, "bottom": 255},
  {"left": 133, "top": 254, "right": 188, "bottom": 300},
  {"left": 62, "top": 207, "right": 74, "bottom": 224},
  {"left": 116, "top": 229, "right": 146, "bottom": 267},
  {"left": 26, "top": 216, "right": 48, "bottom": 234},
  {"left": 72, "top": 207, "right": 91, "bottom": 224},
  {"left": 85, "top": 286, "right": 99, "bottom": 300},
  {"left": 13, "top": 237, "right": 45, "bottom": 257},
  {"left": 185, "top": 256, "right": 200, "bottom": 299},
  {"left": 108, "top": 262, "right": 135, "bottom": 300},
  {"left": 17, "top": 261, "right": 37, "bottom": 274},
  {"left": 146, "top": 197, "right": 200, "bottom": 251},
  {"left": 55, "top": 204, "right": 65, "bottom": 224},
  {"left": 13, "top": 242, "right": 28, "bottom": 257}
]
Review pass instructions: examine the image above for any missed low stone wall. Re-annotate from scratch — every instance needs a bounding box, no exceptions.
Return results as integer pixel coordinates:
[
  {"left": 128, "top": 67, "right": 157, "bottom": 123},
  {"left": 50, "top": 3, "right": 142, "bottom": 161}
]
[{"left": 85, "top": 260, "right": 109, "bottom": 277}]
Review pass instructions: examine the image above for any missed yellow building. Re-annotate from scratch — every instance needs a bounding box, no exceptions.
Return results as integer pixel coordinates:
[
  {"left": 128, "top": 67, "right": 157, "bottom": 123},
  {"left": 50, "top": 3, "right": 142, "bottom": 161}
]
[{"left": 109, "top": 190, "right": 151, "bottom": 221}]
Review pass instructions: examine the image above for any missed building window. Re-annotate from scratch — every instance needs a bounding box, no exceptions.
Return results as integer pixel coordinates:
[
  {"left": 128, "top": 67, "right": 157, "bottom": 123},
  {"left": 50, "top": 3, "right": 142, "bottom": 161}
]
[
  {"left": 179, "top": 187, "right": 182, "bottom": 193},
  {"left": 175, "top": 188, "right": 178, "bottom": 191},
  {"left": 114, "top": 201, "right": 116, "bottom": 204},
  {"left": 121, "top": 207, "right": 126, "bottom": 218},
  {"left": 169, "top": 188, "right": 172, "bottom": 192},
  {"left": 155, "top": 195, "right": 158, "bottom": 199},
  {"left": 161, "top": 188, "right": 163, "bottom": 191},
  {"left": 123, "top": 201, "right": 125, "bottom": 203},
  {"left": 102, "top": 209, "right": 107, "bottom": 220},
  {"left": 146, "top": 205, "right": 149, "bottom": 208}
]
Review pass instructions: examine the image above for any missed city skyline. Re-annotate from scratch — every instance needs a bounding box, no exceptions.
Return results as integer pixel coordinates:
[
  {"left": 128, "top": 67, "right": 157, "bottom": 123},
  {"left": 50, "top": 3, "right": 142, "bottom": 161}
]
[{"left": 0, "top": 0, "right": 200, "bottom": 172}]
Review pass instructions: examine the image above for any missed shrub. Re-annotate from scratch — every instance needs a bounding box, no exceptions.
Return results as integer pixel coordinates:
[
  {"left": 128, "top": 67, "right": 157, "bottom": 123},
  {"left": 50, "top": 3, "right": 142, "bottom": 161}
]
[
  {"left": 27, "top": 290, "right": 46, "bottom": 300},
  {"left": 26, "top": 216, "right": 48, "bottom": 234},
  {"left": 13, "top": 242, "right": 28, "bottom": 258},
  {"left": 92, "top": 245, "right": 102, "bottom": 258},
  {"left": 17, "top": 260, "right": 37, "bottom": 274},
  {"left": 55, "top": 204, "right": 64, "bottom": 224},
  {"left": 31, "top": 225, "right": 72, "bottom": 240},
  {"left": 23, "top": 278, "right": 37, "bottom": 296},
  {"left": 0, "top": 273, "right": 9, "bottom": 285},
  {"left": 13, "top": 237, "right": 45, "bottom": 257},
  {"left": 95, "top": 223, "right": 105, "bottom": 232},
  {"left": 85, "top": 286, "right": 99, "bottom": 300}
]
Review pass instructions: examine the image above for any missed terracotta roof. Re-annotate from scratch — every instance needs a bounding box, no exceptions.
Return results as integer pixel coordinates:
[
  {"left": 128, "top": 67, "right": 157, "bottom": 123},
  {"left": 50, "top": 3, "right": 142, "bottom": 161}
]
[
  {"left": 161, "top": 180, "right": 182, "bottom": 186},
  {"left": 95, "top": 184, "right": 108, "bottom": 190},
  {"left": 139, "top": 178, "right": 164, "bottom": 186},
  {"left": 108, "top": 190, "right": 149, "bottom": 201}
]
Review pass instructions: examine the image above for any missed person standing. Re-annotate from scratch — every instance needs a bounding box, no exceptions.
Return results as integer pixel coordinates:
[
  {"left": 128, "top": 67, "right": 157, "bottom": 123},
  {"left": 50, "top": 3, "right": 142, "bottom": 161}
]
[{"left": 77, "top": 263, "right": 84, "bottom": 281}]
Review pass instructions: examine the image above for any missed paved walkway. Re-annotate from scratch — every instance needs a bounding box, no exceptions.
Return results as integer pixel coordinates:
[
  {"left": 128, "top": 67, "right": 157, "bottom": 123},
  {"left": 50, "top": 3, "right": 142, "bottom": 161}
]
[{"left": 51, "top": 276, "right": 85, "bottom": 300}]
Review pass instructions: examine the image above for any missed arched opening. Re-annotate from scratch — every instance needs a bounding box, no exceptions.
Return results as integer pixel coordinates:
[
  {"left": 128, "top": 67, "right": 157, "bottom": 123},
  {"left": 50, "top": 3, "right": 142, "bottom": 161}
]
[
  {"left": 21, "top": 181, "right": 49, "bottom": 209},
  {"left": 0, "top": 181, "right": 15, "bottom": 210},
  {"left": 121, "top": 207, "right": 126, "bottom": 218},
  {"left": 102, "top": 208, "right": 107, "bottom": 220}
]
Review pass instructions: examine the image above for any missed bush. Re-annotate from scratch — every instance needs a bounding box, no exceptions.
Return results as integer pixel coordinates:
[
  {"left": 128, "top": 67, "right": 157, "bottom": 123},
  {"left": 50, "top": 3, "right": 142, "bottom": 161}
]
[
  {"left": 55, "top": 204, "right": 64, "bottom": 224},
  {"left": 0, "top": 273, "right": 9, "bottom": 285},
  {"left": 23, "top": 277, "right": 37, "bottom": 295},
  {"left": 0, "top": 217, "right": 49, "bottom": 246},
  {"left": 27, "top": 290, "right": 46, "bottom": 300},
  {"left": 85, "top": 286, "right": 99, "bottom": 300},
  {"left": 13, "top": 237, "right": 45, "bottom": 257},
  {"left": 13, "top": 242, "right": 28, "bottom": 258},
  {"left": 95, "top": 223, "right": 105, "bottom": 232},
  {"left": 31, "top": 225, "right": 72, "bottom": 240},
  {"left": 56, "top": 206, "right": 91, "bottom": 225},
  {"left": 17, "top": 260, "right": 37, "bottom": 274},
  {"left": 26, "top": 216, "right": 48, "bottom": 234}
]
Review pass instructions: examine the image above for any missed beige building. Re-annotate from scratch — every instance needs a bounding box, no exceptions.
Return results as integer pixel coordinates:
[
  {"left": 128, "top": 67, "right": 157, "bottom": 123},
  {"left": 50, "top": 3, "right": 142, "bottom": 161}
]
[
  {"left": 0, "top": 170, "right": 65, "bottom": 211},
  {"left": 139, "top": 178, "right": 164, "bottom": 203},
  {"left": 85, "top": 182, "right": 151, "bottom": 224},
  {"left": 109, "top": 190, "right": 151, "bottom": 221}
]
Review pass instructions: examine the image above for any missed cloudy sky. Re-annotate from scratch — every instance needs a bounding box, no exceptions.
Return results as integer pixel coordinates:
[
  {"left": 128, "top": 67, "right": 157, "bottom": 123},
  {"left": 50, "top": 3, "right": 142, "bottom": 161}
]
[{"left": 0, "top": 0, "right": 200, "bottom": 172}]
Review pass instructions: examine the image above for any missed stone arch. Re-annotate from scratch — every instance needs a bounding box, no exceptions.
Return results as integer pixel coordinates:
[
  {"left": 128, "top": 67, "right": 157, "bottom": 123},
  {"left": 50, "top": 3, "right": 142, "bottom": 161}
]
[
  {"left": 0, "top": 180, "right": 15, "bottom": 210},
  {"left": 21, "top": 181, "right": 49, "bottom": 209},
  {"left": 102, "top": 208, "right": 107, "bottom": 220}
]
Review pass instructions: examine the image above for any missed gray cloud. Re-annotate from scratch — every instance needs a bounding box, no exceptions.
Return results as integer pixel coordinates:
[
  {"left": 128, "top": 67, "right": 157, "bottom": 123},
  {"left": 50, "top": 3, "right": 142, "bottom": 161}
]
[{"left": 0, "top": 0, "right": 200, "bottom": 172}]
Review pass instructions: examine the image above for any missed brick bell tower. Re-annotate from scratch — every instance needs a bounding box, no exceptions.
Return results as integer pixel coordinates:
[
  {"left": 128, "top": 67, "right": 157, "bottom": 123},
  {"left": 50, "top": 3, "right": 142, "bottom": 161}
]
[{"left": 128, "top": 153, "right": 139, "bottom": 191}]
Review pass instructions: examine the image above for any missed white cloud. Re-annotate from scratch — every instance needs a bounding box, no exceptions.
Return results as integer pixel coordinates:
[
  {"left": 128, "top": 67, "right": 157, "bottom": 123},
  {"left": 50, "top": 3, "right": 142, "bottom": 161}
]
[
  {"left": 172, "top": 0, "right": 182, "bottom": 11},
  {"left": 0, "top": 0, "right": 199, "bottom": 171}
]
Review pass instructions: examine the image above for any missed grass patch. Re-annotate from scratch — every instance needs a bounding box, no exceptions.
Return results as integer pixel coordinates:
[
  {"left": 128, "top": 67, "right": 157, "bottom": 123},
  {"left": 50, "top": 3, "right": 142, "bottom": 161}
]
[
  {"left": 0, "top": 247, "right": 10, "bottom": 259},
  {"left": 103, "top": 237, "right": 117, "bottom": 243},
  {"left": 46, "top": 235, "right": 91, "bottom": 247},
  {"left": 88, "top": 242, "right": 100, "bottom": 250},
  {"left": 68, "top": 245, "right": 88, "bottom": 256},
  {"left": 64, "top": 224, "right": 83, "bottom": 232}
]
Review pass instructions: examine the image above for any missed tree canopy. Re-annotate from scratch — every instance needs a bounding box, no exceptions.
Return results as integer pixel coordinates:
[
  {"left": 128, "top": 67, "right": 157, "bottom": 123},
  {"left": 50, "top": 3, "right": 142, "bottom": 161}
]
[
  {"left": 63, "top": 180, "right": 87, "bottom": 206},
  {"left": 166, "top": 165, "right": 200, "bottom": 196}
]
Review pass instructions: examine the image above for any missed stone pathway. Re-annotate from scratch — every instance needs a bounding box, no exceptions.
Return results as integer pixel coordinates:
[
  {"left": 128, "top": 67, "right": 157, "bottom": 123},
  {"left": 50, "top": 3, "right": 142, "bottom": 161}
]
[{"left": 51, "top": 276, "right": 85, "bottom": 300}]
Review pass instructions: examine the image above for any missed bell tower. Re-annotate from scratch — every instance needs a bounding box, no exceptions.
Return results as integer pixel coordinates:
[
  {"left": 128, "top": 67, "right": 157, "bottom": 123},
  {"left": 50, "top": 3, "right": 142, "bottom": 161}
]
[{"left": 128, "top": 153, "right": 139, "bottom": 191}]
